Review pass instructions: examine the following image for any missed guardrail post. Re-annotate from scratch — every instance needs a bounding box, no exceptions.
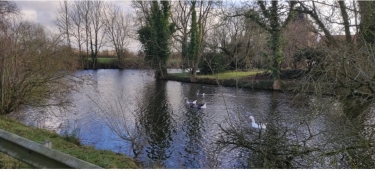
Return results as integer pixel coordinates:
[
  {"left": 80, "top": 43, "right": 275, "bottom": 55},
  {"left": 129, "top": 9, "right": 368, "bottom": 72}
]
[{"left": 0, "top": 129, "right": 102, "bottom": 169}]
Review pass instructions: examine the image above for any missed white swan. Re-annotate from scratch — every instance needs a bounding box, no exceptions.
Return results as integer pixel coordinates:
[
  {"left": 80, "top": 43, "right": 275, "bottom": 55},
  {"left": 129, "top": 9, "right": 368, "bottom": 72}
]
[
  {"left": 249, "top": 116, "right": 266, "bottom": 129},
  {"left": 185, "top": 98, "right": 197, "bottom": 105},
  {"left": 196, "top": 90, "right": 205, "bottom": 96},
  {"left": 190, "top": 103, "right": 206, "bottom": 109}
]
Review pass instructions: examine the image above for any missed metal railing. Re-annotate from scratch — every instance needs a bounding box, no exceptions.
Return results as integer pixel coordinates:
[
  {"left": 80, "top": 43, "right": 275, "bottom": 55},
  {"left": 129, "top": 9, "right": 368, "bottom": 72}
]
[{"left": 0, "top": 129, "right": 101, "bottom": 169}]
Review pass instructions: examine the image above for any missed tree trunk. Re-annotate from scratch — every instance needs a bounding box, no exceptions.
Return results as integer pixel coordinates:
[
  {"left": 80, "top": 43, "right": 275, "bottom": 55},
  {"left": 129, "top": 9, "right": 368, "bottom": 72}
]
[
  {"left": 358, "top": 1, "right": 375, "bottom": 44},
  {"left": 338, "top": 1, "right": 352, "bottom": 44},
  {"left": 190, "top": 67, "right": 197, "bottom": 82},
  {"left": 271, "top": 31, "right": 282, "bottom": 81}
]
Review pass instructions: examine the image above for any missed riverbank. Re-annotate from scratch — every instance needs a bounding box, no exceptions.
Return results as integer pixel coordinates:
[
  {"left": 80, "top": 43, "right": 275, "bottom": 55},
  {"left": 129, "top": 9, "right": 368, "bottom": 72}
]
[
  {"left": 83, "top": 57, "right": 182, "bottom": 69},
  {"left": 165, "top": 69, "right": 303, "bottom": 91},
  {"left": 0, "top": 116, "right": 139, "bottom": 169}
]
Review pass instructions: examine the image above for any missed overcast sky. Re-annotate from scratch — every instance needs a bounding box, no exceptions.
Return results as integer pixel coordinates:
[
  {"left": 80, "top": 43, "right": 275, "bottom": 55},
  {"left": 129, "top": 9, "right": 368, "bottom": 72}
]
[{"left": 13, "top": 0, "right": 140, "bottom": 52}]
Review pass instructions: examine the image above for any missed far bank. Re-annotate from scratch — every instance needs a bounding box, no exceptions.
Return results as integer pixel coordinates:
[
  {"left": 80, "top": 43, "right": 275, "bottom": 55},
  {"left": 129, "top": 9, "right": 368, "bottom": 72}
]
[{"left": 163, "top": 69, "right": 304, "bottom": 92}]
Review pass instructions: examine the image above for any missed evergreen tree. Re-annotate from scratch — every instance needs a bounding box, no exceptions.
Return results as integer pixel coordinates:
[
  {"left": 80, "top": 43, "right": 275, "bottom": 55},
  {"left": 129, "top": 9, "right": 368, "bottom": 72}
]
[
  {"left": 244, "top": 1, "right": 296, "bottom": 89},
  {"left": 138, "top": 1, "right": 175, "bottom": 79},
  {"left": 187, "top": 1, "right": 201, "bottom": 82}
]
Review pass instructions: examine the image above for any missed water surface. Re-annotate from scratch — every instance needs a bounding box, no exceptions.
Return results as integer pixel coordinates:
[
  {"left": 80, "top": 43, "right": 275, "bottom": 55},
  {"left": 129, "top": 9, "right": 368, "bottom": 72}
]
[{"left": 15, "top": 69, "right": 375, "bottom": 168}]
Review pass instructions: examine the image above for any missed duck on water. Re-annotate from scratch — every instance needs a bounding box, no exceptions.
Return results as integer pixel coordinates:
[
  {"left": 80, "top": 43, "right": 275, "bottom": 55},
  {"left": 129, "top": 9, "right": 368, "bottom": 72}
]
[
  {"left": 185, "top": 98, "right": 197, "bottom": 105},
  {"left": 249, "top": 116, "right": 266, "bottom": 130},
  {"left": 196, "top": 90, "right": 205, "bottom": 96},
  {"left": 190, "top": 103, "right": 207, "bottom": 109}
]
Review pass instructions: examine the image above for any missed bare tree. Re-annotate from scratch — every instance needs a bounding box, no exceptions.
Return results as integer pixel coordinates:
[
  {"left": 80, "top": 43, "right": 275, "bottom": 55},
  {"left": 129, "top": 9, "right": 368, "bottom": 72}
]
[
  {"left": 103, "top": 3, "right": 132, "bottom": 67},
  {"left": 54, "top": 1, "right": 71, "bottom": 49},
  {"left": 1, "top": 17, "right": 78, "bottom": 114},
  {"left": 92, "top": 92, "right": 148, "bottom": 160},
  {"left": 69, "top": 1, "right": 86, "bottom": 68},
  {"left": 0, "top": 0, "right": 18, "bottom": 16},
  {"left": 0, "top": 0, "right": 18, "bottom": 113},
  {"left": 88, "top": 1, "right": 106, "bottom": 69},
  {"left": 170, "top": 1, "right": 192, "bottom": 70},
  {"left": 132, "top": 1, "right": 151, "bottom": 27},
  {"left": 283, "top": 10, "right": 318, "bottom": 69},
  {"left": 55, "top": 1, "right": 108, "bottom": 69},
  {"left": 188, "top": 1, "right": 217, "bottom": 82},
  {"left": 298, "top": 1, "right": 359, "bottom": 46},
  {"left": 358, "top": 1, "right": 375, "bottom": 44}
]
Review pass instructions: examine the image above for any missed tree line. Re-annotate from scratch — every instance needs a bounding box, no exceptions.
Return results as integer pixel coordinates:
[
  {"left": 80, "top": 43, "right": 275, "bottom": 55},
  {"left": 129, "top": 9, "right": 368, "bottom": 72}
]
[
  {"left": 54, "top": 1, "right": 134, "bottom": 69},
  {"left": 134, "top": 0, "right": 375, "bottom": 117},
  {"left": 1, "top": 0, "right": 375, "bottom": 117}
]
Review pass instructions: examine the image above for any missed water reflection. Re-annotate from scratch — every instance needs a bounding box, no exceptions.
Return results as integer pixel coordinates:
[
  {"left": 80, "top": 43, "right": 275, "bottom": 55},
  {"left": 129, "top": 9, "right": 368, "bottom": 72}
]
[
  {"left": 142, "top": 80, "right": 174, "bottom": 167},
  {"left": 180, "top": 109, "right": 206, "bottom": 168},
  {"left": 11, "top": 69, "right": 375, "bottom": 169}
]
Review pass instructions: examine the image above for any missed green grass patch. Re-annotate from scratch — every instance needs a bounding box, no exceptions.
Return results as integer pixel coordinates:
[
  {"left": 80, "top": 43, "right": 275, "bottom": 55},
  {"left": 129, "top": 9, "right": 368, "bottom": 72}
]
[
  {"left": 171, "top": 70, "right": 265, "bottom": 80},
  {"left": 0, "top": 116, "right": 139, "bottom": 169},
  {"left": 198, "top": 70, "right": 264, "bottom": 79},
  {"left": 97, "top": 58, "right": 117, "bottom": 64},
  {"left": 170, "top": 72, "right": 190, "bottom": 77},
  {"left": 87, "top": 57, "right": 117, "bottom": 64}
]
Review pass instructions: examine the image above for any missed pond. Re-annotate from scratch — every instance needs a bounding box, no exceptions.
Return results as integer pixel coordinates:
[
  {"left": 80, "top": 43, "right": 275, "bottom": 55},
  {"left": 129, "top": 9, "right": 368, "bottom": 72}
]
[{"left": 14, "top": 69, "right": 375, "bottom": 168}]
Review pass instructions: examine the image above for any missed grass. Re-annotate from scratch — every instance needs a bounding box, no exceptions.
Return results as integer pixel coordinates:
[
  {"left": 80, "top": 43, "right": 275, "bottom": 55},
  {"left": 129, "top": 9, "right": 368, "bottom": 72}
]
[
  {"left": 0, "top": 116, "right": 139, "bottom": 169},
  {"left": 95, "top": 58, "right": 142, "bottom": 64},
  {"left": 97, "top": 57, "right": 116, "bottom": 64},
  {"left": 171, "top": 70, "right": 266, "bottom": 80}
]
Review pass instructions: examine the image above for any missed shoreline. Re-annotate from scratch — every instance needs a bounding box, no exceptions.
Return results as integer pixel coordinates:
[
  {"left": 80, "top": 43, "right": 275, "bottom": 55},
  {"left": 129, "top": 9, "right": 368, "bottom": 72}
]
[
  {"left": 164, "top": 73, "right": 299, "bottom": 92},
  {"left": 78, "top": 68, "right": 303, "bottom": 92}
]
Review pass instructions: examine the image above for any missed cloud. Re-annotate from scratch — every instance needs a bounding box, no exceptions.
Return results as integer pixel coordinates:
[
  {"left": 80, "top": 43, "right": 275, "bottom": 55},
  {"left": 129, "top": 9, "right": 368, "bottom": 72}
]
[
  {"left": 20, "top": 9, "right": 38, "bottom": 22},
  {"left": 15, "top": 1, "right": 59, "bottom": 27},
  {"left": 13, "top": 0, "right": 140, "bottom": 51}
]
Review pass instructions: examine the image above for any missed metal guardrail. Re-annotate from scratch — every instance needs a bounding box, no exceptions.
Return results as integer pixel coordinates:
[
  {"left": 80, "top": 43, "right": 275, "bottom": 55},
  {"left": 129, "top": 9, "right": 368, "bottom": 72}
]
[{"left": 0, "top": 129, "right": 101, "bottom": 169}]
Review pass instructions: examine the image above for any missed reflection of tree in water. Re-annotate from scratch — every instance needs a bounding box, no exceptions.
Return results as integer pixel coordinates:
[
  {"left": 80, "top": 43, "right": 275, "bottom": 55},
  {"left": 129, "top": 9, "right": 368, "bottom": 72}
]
[
  {"left": 319, "top": 110, "right": 375, "bottom": 169},
  {"left": 181, "top": 109, "right": 206, "bottom": 168},
  {"left": 245, "top": 91, "right": 294, "bottom": 168},
  {"left": 216, "top": 91, "right": 308, "bottom": 168},
  {"left": 216, "top": 91, "right": 375, "bottom": 168},
  {"left": 142, "top": 80, "right": 175, "bottom": 166}
]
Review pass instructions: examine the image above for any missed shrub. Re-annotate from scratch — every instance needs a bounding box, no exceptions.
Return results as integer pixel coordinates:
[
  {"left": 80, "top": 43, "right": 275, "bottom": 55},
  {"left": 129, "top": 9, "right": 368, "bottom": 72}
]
[{"left": 200, "top": 52, "right": 226, "bottom": 74}]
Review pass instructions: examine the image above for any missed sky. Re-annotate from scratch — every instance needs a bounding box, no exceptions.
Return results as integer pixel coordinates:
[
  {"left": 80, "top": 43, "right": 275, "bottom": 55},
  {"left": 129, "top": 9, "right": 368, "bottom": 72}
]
[
  {"left": 14, "top": 1, "right": 61, "bottom": 31},
  {"left": 11, "top": 0, "right": 358, "bottom": 52},
  {"left": 13, "top": 0, "right": 140, "bottom": 52}
]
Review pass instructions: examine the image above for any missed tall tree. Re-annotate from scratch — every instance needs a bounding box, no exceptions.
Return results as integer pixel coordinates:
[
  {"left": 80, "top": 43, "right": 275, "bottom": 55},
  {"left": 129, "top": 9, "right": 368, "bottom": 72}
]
[
  {"left": 358, "top": 1, "right": 375, "bottom": 44},
  {"left": 89, "top": 1, "right": 105, "bottom": 69},
  {"left": 1, "top": 19, "right": 78, "bottom": 114},
  {"left": 54, "top": 1, "right": 71, "bottom": 49},
  {"left": 0, "top": 0, "right": 19, "bottom": 114},
  {"left": 137, "top": 1, "right": 175, "bottom": 79},
  {"left": 69, "top": 1, "right": 85, "bottom": 68},
  {"left": 295, "top": 1, "right": 375, "bottom": 119},
  {"left": 188, "top": 0, "right": 215, "bottom": 82},
  {"left": 338, "top": 1, "right": 352, "bottom": 44},
  {"left": 298, "top": 1, "right": 358, "bottom": 46},
  {"left": 187, "top": 1, "right": 200, "bottom": 82},
  {"left": 54, "top": 1, "right": 107, "bottom": 69},
  {"left": 242, "top": 1, "right": 297, "bottom": 90},
  {"left": 0, "top": 1, "right": 17, "bottom": 16},
  {"left": 170, "top": 1, "right": 192, "bottom": 71},
  {"left": 103, "top": 3, "right": 131, "bottom": 67}
]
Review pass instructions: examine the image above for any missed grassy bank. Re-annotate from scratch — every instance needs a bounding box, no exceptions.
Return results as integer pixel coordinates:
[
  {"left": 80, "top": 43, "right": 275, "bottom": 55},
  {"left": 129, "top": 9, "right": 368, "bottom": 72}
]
[
  {"left": 84, "top": 57, "right": 147, "bottom": 69},
  {"left": 166, "top": 70, "right": 300, "bottom": 91},
  {"left": 84, "top": 57, "right": 181, "bottom": 69},
  {"left": 171, "top": 70, "right": 264, "bottom": 79},
  {"left": 0, "top": 116, "right": 139, "bottom": 169}
]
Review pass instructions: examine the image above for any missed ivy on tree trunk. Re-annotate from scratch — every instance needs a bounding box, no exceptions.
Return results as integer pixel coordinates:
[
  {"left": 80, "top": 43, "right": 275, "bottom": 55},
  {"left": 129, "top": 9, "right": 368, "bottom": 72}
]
[
  {"left": 188, "top": 1, "right": 200, "bottom": 82},
  {"left": 244, "top": 1, "right": 296, "bottom": 87},
  {"left": 137, "top": 1, "right": 175, "bottom": 79}
]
